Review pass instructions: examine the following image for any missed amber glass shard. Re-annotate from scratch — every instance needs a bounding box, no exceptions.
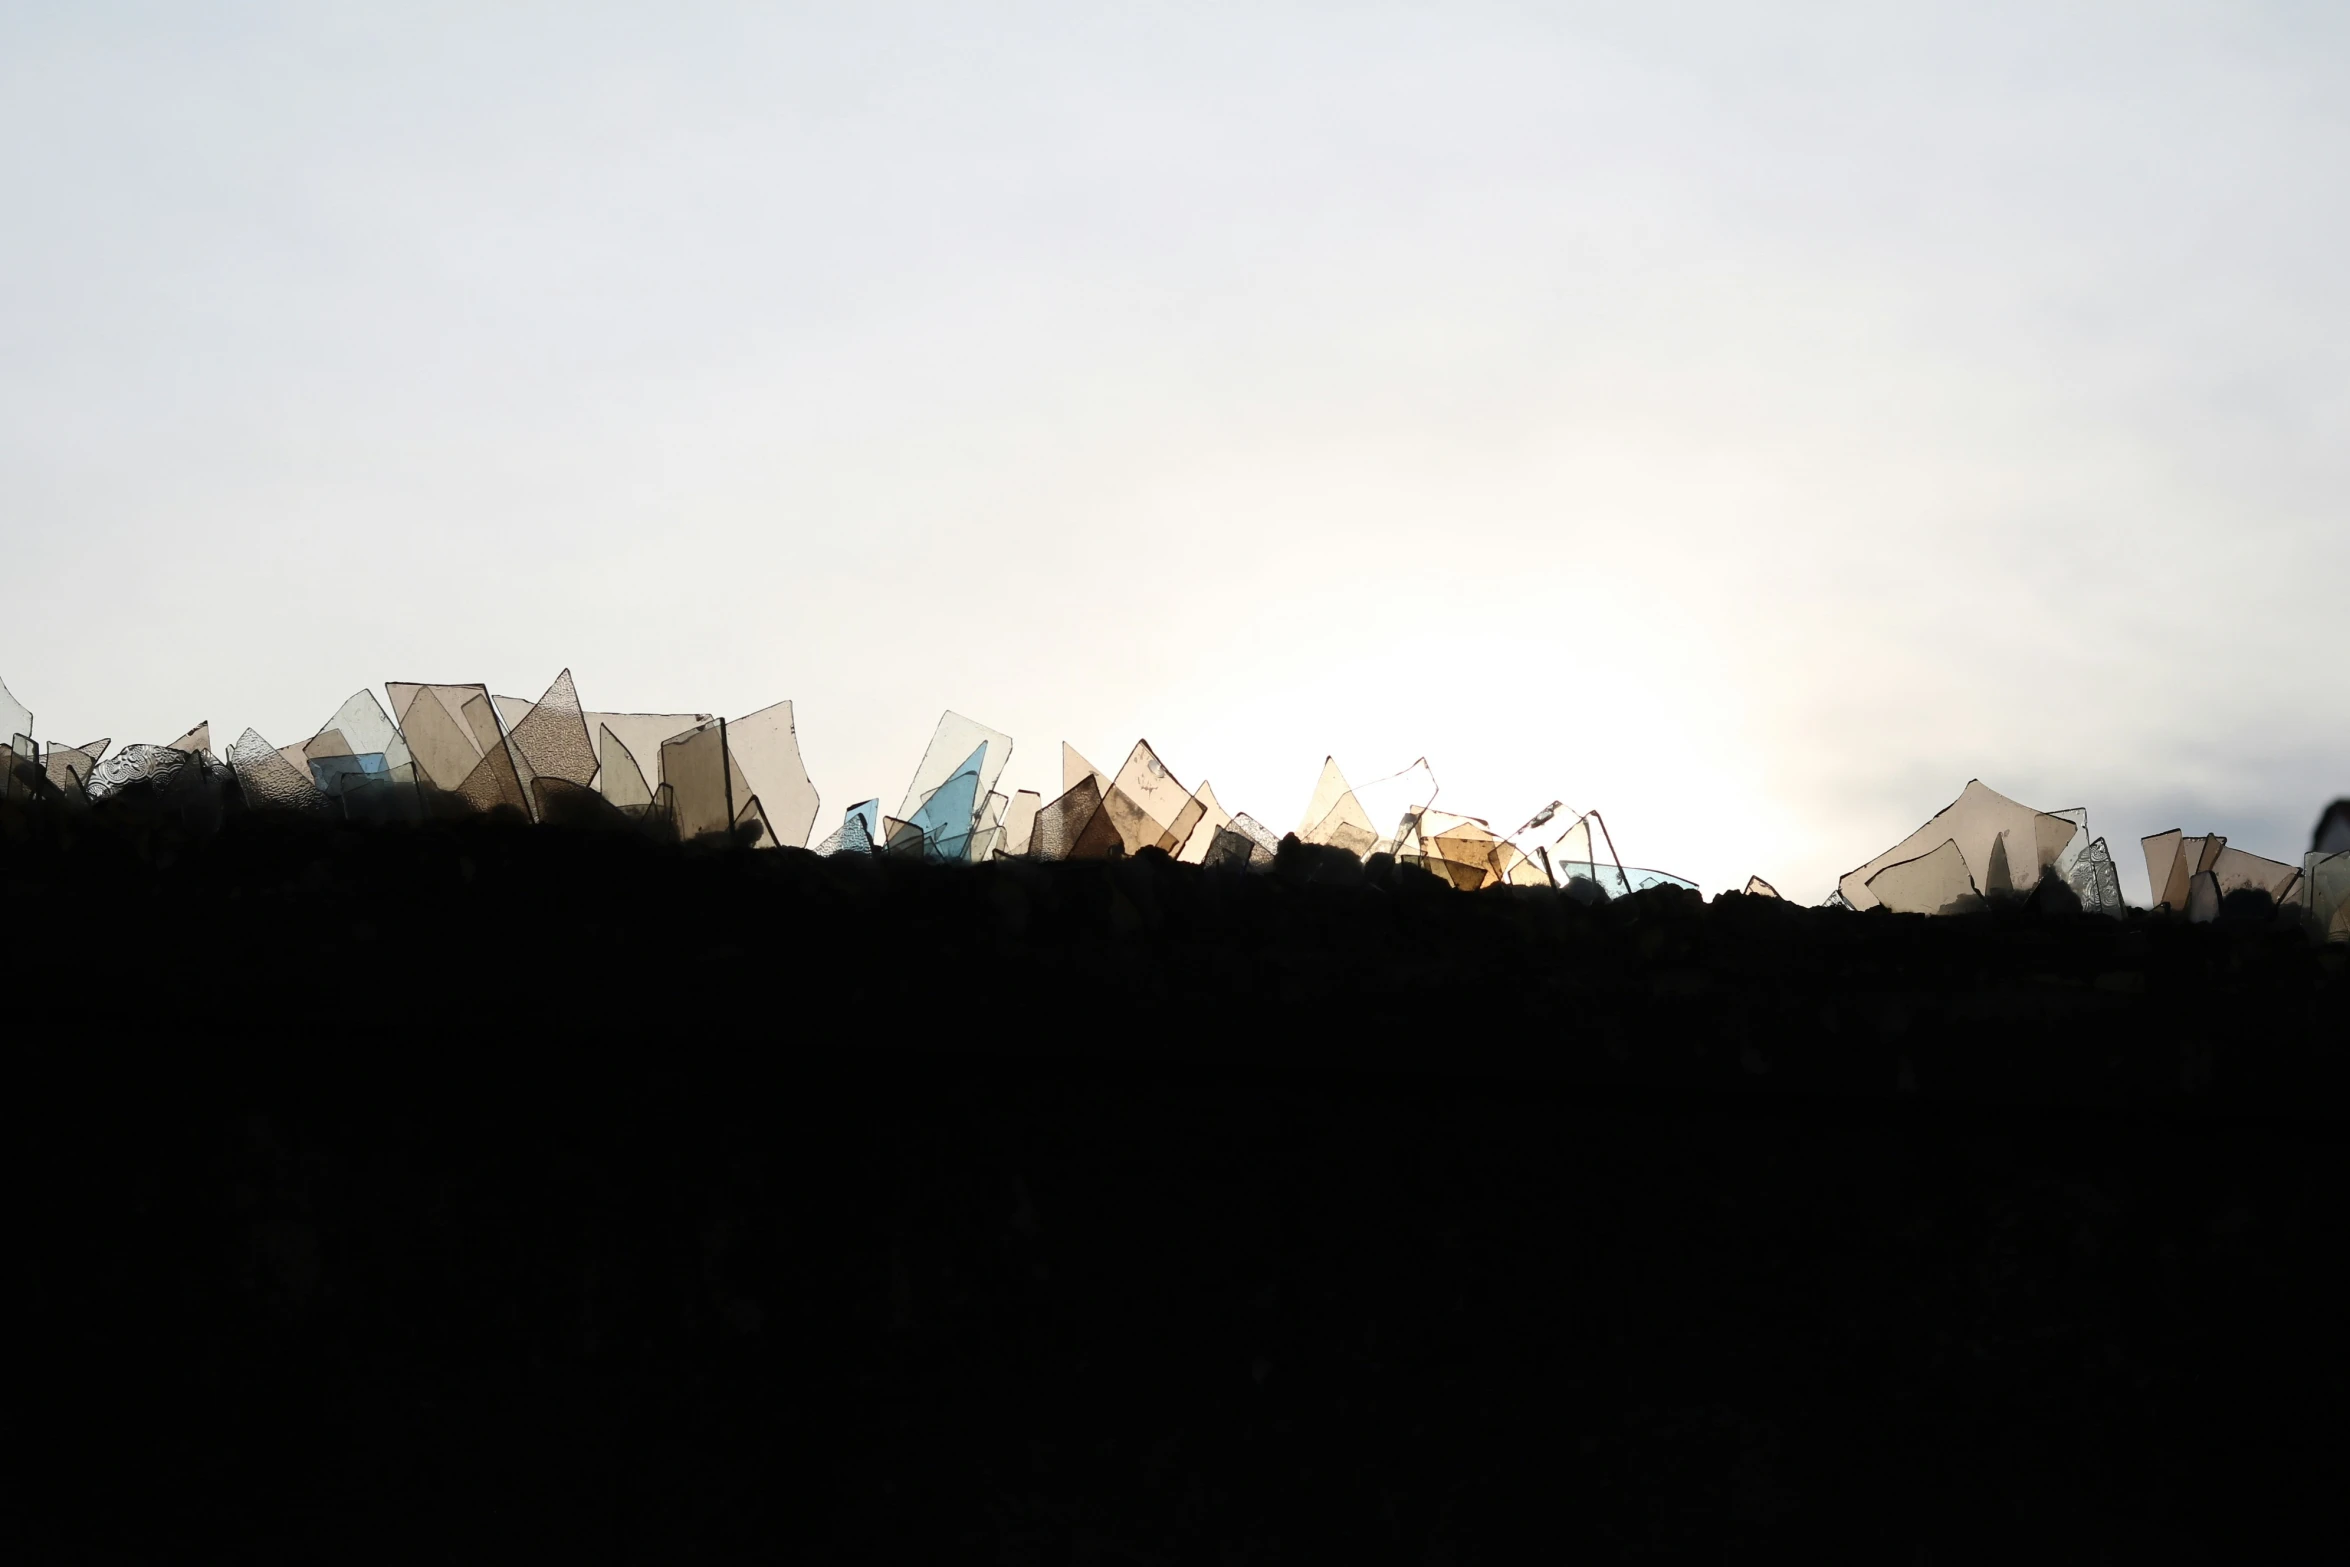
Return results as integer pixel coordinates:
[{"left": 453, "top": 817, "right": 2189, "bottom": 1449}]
[
  {"left": 900, "top": 712, "right": 1012, "bottom": 821},
  {"left": 1174, "top": 779, "right": 1232, "bottom": 863},
  {"left": 507, "top": 669, "right": 597, "bottom": 798},
  {"left": 1865, "top": 838, "right": 1981, "bottom": 915},
  {"left": 1224, "top": 813, "right": 1281, "bottom": 870},
  {"left": 881, "top": 816, "right": 927, "bottom": 857},
  {"left": 1161, "top": 792, "right": 1207, "bottom": 856},
  {"left": 727, "top": 699, "right": 820, "bottom": 849},
  {"left": 1297, "top": 756, "right": 1383, "bottom": 853},
  {"left": 660, "top": 721, "right": 734, "bottom": 843},
  {"left": 1002, "top": 790, "right": 1042, "bottom": 857},
  {"left": 2141, "top": 830, "right": 2184, "bottom": 910},
  {"left": 596, "top": 726, "right": 653, "bottom": 811},
  {"left": 1062, "top": 743, "right": 1108, "bottom": 798},
  {"left": 227, "top": 727, "right": 331, "bottom": 815},
  {"left": 1109, "top": 740, "right": 1192, "bottom": 843},
  {"left": 1743, "top": 875, "right": 1783, "bottom": 898},
  {"left": 815, "top": 799, "right": 881, "bottom": 855},
  {"left": 493, "top": 695, "right": 536, "bottom": 731},
  {"left": 2209, "top": 845, "right": 2300, "bottom": 901},
  {"left": 1029, "top": 777, "right": 1104, "bottom": 861},
  {"left": 1840, "top": 781, "right": 2082, "bottom": 912}
]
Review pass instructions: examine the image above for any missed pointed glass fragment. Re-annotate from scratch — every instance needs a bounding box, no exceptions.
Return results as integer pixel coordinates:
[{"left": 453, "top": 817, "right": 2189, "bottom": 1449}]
[
  {"left": 1002, "top": 790, "right": 1043, "bottom": 857},
  {"left": 506, "top": 669, "right": 597, "bottom": 799},
  {"left": 596, "top": 725, "right": 653, "bottom": 811},
  {"left": 1029, "top": 776, "right": 1104, "bottom": 861},
  {"left": 815, "top": 799, "right": 881, "bottom": 856},
  {"left": 1865, "top": 838, "right": 1981, "bottom": 915},
  {"left": 900, "top": 712, "right": 1012, "bottom": 820},
  {"left": 227, "top": 727, "right": 332, "bottom": 815}
]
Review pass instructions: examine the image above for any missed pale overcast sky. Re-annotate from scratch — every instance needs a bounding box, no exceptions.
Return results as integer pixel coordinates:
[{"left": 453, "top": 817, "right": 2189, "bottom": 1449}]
[{"left": 5, "top": 2, "right": 2346, "bottom": 899}]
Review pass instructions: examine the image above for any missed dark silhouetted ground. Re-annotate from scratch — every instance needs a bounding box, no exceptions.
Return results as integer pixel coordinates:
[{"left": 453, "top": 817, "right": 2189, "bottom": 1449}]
[{"left": 10, "top": 801, "right": 2348, "bottom": 1559}]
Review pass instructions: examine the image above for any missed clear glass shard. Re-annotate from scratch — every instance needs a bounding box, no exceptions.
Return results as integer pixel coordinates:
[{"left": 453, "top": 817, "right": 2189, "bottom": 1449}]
[
  {"left": 1062, "top": 743, "right": 1108, "bottom": 798},
  {"left": 908, "top": 741, "right": 988, "bottom": 861},
  {"left": 0, "top": 676, "right": 29, "bottom": 745},
  {"left": 727, "top": 699, "right": 820, "bottom": 849},
  {"left": 1743, "top": 875, "right": 1783, "bottom": 898},
  {"left": 1002, "top": 790, "right": 1042, "bottom": 857}
]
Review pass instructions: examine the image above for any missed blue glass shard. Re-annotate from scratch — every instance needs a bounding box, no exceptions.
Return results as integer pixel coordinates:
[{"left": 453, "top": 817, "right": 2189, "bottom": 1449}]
[{"left": 908, "top": 742, "right": 987, "bottom": 863}]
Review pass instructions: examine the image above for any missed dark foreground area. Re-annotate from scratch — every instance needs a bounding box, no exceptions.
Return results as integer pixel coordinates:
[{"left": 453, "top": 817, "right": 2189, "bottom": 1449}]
[{"left": 10, "top": 805, "right": 2350, "bottom": 1559}]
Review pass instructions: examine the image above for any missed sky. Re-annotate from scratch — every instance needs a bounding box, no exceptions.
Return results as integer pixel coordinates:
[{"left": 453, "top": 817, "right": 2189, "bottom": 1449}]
[{"left": 4, "top": 1, "right": 2347, "bottom": 901}]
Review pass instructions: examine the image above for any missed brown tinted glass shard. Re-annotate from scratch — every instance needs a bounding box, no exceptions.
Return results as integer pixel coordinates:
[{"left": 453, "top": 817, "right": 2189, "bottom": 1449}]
[
  {"left": 227, "top": 727, "right": 332, "bottom": 815},
  {"left": 2141, "top": 830, "right": 2184, "bottom": 910},
  {"left": 395, "top": 685, "right": 488, "bottom": 790},
  {"left": 1175, "top": 779, "right": 1232, "bottom": 863},
  {"left": 1841, "top": 781, "right": 2078, "bottom": 912},
  {"left": 660, "top": 721, "right": 734, "bottom": 843},
  {"left": 1110, "top": 740, "right": 1192, "bottom": 844},
  {"left": 585, "top": 713, "right": 710, "bottom": 786},
  {"left": 1866, "top": 838, "right": 1981, "bottom": 915},
  {"left": 1028, "top": 777, "right": 1104, "bottom": 861},
  {"left": 727, "top": 699, "right": 820, "bottom": 849},
  {"left": 44, "top": 743, "right": 99, "bottom": 796},
  {"left": 1068, "top": 793, "right": 1131, "bottom": 859},
  {"left": 733, "top": 792, "right": 776, "bottom": 849},
  {"left": 532, "top": 775, "right": 632, "bottom": 830},
  {"left": 458, "top": 690, "right": 504, "bottom": 756},
  {"left": 1062, "top": 743, "right": 1108, "bottom": 798},
  {"left": 1296, "top": 757, "right": 1354, "bottom": 839},
  {"left": 596, "top": 726, "right": 653, "bottom": 810},
  {"left": 881, "top": 816, "right": 926, "bottom": 857},
  {"left": 2209, "top": 844, "right": 2300, "bottom": 901},
  {"left": 1744, "top": 875, "right": 1783, "bottom": 898}
]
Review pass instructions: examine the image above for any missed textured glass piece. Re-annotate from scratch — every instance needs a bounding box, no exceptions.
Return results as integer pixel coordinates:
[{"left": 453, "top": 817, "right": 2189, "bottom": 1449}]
[
  {"left": 1002, "top": 790, "right": 1042, "bottom": 858},
  {"left": 899, "top": 712, "right": 1011, "bottom": 820},
  {"left": 506, "top": 669, "right": 597, "bottom": 801},
  {"left": 1029, "top": 776, "right": 1104, "bottom": 861},
  {"left": 75, "top": 738, "right": 112, "bottom": 764},
  {"left": 660, "top": 721, "right": 734, "bottom": 842},
  {"left": 1865, "top": 838, "right": 1982, "bottom": 916},
  {"left": 727, "top": 699, "right": 820, "bottom": 849},
  {"left": 1743, "top": 875, "right": 1783, "bottom": 899},
  {"left": 2066, "top": 836, "right": 2125, "bottom": 915},
  {"left": 44, "top": 743, "right": 100, "bottom": 796},
  {"left": 1840, "top": 781, "right": 2081, "bottom": 913},
  {"left": 0, "top": 675, "right": 29, "bottom": 746},
  {"left": 596, "top": 726, "right": 653, "bottom": 811},
  {"left": 227, "top": 727, "right": 331, "bottom": 815},
  {"left": 815, "top": 799, "right": 881, "bottom": 856},
  {"left": 166, "top": 721, "right": 210, "bottom": 754}
]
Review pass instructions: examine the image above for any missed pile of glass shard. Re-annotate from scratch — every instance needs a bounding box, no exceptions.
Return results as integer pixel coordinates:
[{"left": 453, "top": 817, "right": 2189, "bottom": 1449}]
[{"left": 6, "top": 669, "right": 2342, "bottom": 934}]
